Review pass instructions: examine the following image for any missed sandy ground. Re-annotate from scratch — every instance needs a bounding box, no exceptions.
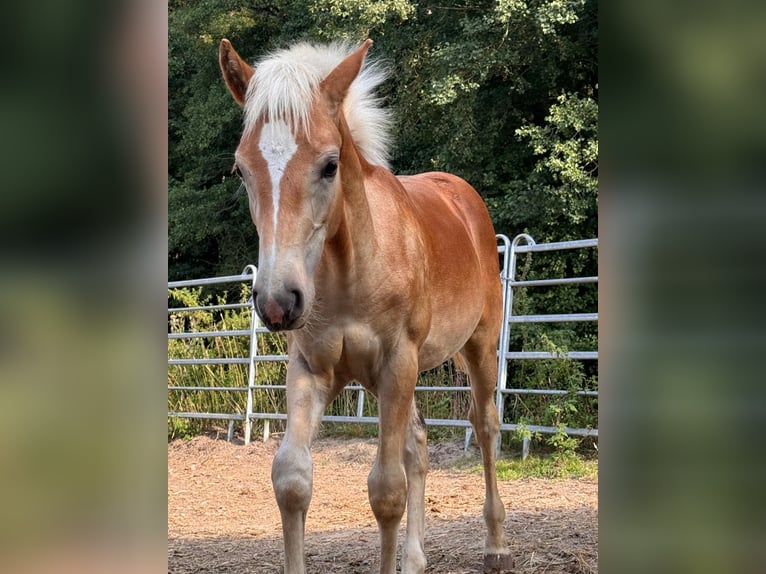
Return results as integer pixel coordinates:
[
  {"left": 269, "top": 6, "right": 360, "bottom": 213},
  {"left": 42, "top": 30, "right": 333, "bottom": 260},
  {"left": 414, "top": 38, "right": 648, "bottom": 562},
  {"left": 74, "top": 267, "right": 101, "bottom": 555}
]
[{"left": 168, "top": 435, "right": 597, "bottom": 573}]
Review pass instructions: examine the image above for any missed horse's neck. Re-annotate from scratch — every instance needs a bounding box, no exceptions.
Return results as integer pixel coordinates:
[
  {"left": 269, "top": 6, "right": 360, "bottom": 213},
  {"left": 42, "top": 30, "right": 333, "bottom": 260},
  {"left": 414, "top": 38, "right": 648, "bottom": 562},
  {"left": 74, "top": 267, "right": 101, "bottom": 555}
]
[{"left": 323, "top": 117, "right": 378, "bottom": 275}]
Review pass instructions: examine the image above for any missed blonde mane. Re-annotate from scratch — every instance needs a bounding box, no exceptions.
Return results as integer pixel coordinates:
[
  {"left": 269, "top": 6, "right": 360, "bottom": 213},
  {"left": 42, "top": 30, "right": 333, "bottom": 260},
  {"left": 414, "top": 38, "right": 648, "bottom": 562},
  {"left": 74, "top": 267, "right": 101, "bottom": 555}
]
[{"left": 243, "top": 42, "right": 392, "bottom": 167}]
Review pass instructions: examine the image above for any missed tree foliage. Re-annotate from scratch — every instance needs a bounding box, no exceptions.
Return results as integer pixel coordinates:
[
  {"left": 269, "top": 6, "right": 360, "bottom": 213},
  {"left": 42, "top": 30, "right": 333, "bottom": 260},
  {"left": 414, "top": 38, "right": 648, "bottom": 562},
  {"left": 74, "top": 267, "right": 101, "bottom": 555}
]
[{"left": 169, "top": 0, "right": 597, "bottom": 280}]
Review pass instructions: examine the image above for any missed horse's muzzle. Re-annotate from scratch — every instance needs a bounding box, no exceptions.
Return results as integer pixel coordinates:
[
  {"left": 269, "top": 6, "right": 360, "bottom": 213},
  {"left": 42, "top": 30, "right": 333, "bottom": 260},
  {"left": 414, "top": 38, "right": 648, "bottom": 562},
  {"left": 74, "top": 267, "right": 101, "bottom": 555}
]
[{"left": 253, "top": 288, "right": 305, "bottom": 331}]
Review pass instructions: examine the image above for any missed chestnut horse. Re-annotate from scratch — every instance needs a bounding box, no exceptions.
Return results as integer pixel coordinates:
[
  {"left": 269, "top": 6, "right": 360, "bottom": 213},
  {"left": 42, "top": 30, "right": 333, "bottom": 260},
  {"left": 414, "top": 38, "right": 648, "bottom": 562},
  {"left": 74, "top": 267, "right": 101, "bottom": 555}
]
[{"left": 219, "top": 38, "right": 513, "bottom": 574}]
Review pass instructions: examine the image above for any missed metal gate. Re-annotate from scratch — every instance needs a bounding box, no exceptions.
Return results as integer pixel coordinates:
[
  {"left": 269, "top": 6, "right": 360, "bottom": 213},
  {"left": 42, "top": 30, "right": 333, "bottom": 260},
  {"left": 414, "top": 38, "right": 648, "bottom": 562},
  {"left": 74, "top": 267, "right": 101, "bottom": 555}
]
[{"left": 168, "top": 234, "right": 598, "bottom": 448}]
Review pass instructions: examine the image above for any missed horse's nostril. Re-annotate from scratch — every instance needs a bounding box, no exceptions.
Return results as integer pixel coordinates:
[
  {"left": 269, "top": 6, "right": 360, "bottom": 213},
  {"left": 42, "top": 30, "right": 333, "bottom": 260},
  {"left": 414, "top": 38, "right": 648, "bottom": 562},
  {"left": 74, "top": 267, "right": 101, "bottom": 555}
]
[
  {"left": 253, "top": 286, "right": 305, "bottom": 331},
  {"left": 291, "top": 289, "right": 304, "bottom": 314}
]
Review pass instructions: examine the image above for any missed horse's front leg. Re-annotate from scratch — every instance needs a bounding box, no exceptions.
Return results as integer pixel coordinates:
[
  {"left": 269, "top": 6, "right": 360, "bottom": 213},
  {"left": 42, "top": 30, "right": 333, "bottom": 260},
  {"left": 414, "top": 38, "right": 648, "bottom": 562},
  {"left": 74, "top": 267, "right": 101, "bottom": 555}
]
[
  {"left": 368, "top": 348, "right": 419, "bottom": 574},
  {"left": 272, "top": 354, "right": 338, "bottom": 574}
]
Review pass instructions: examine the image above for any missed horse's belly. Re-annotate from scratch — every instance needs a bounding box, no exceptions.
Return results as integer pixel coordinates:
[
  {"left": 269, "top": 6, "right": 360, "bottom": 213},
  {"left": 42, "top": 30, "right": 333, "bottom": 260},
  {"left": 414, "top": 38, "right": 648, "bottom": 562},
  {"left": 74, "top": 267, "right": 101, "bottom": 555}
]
[{"left": 417, "top": 309, "right": 480, "bottom": 372}]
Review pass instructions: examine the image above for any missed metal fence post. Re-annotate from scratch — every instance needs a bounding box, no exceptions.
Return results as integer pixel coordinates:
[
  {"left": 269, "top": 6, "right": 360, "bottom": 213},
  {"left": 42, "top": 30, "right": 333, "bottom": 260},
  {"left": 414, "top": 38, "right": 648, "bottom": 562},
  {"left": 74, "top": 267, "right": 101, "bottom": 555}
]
[
  {"left": 356, "top": 389, "right": 366, "bottom": 418},
  {"left": 505, "top": 234, "right": 536, "bottom": 454},
  {"left": 493, "top": 234, "right": 511, "bottom": 454},
  {"left": 494, "top": 234, "right": 536, "bottom": 453},
  {"left": 243, "top": 265, "right": 258, "bottom": 445}
]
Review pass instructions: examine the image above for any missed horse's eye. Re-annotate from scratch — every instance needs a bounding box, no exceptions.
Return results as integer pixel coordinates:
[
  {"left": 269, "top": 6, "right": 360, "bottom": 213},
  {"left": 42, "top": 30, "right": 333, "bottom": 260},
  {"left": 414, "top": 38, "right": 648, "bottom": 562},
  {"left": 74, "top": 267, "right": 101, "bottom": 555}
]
[{"left": 321, "top": 160, "right": 338, "bottom": 179}]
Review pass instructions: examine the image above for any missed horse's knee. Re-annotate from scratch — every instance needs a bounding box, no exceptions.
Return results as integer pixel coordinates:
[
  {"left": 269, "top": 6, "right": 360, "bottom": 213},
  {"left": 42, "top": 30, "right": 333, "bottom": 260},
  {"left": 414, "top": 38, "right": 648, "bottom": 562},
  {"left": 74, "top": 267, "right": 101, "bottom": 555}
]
[
  {"left": 368, "top": 465, "right": 407, "bottom": 525},
  {"left": 271, "top": 444, "right": 313, "bottom": 513},
  {"left": 404, "top": 413, "right": 428, "bottom": 474},
  {"left": 469, "top": 404, "right": 500, "bottom": 443}
]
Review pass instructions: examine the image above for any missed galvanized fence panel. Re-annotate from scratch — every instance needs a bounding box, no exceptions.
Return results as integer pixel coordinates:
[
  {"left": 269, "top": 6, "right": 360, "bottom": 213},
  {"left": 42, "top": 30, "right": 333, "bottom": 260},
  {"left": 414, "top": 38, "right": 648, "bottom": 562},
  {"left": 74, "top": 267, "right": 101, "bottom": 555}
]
[{"left": 168, "top": 234, "right": 598, "bottom": 448}]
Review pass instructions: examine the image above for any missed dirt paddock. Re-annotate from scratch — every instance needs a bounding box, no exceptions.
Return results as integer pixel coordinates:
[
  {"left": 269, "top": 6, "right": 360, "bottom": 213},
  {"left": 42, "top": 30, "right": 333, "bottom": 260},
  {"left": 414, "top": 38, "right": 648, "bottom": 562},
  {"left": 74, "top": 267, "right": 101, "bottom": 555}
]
[{"left": 168, "top": 435, "right": 597, "bottom": 573}]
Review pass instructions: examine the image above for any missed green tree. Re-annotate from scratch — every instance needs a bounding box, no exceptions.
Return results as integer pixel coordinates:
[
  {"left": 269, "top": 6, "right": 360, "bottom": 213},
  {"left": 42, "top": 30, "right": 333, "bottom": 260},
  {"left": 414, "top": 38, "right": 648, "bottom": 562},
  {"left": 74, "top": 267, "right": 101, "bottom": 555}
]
[
  {"left": 169, "top": 0, "right": 597, "bottom": 280},
  {"left": 168, "top": 0, "right": 295, "bottom": 279}
]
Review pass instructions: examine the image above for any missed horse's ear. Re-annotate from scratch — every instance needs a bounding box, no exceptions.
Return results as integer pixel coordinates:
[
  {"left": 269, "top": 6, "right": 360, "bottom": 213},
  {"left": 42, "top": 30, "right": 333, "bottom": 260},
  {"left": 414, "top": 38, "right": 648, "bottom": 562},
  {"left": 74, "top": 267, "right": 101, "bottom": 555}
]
[
  {"left": 219, "top": 39, "right": 254, "bottom": 107},
  {"left": 320, "top": 39, "right": 373, "bottom": 113}
]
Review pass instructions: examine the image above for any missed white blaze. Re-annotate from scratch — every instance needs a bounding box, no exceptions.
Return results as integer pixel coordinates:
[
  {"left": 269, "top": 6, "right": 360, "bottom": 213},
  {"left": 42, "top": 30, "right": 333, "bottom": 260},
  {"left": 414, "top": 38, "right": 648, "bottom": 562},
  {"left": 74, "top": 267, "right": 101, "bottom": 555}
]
[{"left": 258, "top": 120, "right": 298, "bottom": 263}]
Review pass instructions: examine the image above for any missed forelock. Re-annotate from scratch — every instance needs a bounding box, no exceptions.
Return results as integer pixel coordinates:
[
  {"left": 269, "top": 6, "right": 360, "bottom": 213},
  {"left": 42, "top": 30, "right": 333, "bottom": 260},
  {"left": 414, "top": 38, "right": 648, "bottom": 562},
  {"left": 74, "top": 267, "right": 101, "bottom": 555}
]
[{"left": 242, "top": 42, "right": 392, "bottom": 167}]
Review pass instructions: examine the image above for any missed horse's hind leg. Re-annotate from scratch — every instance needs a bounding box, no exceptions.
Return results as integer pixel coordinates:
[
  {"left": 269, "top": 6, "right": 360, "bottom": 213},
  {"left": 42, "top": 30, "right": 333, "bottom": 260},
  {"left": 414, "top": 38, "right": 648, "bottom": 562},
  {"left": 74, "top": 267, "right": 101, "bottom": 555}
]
[
  {"left": 460, "top": 333, "right": 514, "bottom": 573},
  {"left": 401, "top": 402, "right": 428, "bottom": 574}
]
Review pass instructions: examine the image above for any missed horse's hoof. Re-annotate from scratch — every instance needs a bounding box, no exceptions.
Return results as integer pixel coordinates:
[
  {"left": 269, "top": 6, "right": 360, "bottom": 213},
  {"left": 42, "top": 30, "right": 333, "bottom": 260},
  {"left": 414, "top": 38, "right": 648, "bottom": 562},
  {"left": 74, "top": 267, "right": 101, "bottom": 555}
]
[{"left": 483, "top": 552, "right": 514, "bottom": 573}]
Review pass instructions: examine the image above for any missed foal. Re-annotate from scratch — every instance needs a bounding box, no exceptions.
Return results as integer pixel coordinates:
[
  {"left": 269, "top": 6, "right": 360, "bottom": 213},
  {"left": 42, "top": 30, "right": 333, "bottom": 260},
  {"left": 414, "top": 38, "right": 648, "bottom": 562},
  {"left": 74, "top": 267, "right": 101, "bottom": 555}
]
[{"left": 219, "top": 38, "right": 513, "bottom": 574}]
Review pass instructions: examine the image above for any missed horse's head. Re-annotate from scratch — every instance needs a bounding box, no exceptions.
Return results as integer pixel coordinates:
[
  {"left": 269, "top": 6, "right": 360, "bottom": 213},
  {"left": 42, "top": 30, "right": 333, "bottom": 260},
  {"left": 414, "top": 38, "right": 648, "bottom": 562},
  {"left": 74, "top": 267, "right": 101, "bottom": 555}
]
[{"left": 219, "top": 39, "right": 376, "bottom": 331}]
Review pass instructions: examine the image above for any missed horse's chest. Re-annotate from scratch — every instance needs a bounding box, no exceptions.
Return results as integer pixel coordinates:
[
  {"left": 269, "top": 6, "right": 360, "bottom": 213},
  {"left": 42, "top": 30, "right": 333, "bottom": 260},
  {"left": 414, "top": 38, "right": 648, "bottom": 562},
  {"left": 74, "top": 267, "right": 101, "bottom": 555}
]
[
  {"left": 337, "top": 324, "right": 385, "bottom": 382},
  {"left": 296, "top": 324, "right": 384, "bottom": 383}
]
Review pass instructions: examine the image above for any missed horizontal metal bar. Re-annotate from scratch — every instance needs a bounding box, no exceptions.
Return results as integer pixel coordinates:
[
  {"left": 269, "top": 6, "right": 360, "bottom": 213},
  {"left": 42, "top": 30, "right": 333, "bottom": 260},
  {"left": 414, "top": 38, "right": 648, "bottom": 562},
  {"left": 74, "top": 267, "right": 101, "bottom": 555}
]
[
  {"left": 510, "top": 276, "right": 598, "bottom": 288},
  {"left": 251, "top": 354, "right": 289, "bottom": 361},
  {"left": 168, "top": 410, "right": 598, "bottom": 437},
  {"left": 238, "top": 413, "right": 470, "bottom": 428},
  {"left": 514, "top": 238, "right": 598, "bottom": 253},
  {"left": 168, "top": 355, "right": 287, "bottom": 365},
  {"left": 499, "top": 422, "right": 598, "bottom": 437},
  {"left": 499, "top": 388, "right": 598, "bottom": 396},
  {"left": 168, "top": 412, "right": 246, "bottom": 421},
  {"left": 422, "top": 418, "right": 472, "bottom": 428},
  {"left": 168, "top": 329, "right": 251, "bottom": 340},
  {"left": 168, "top": 358, "right": 250, "bottom": 365},
  {"left": 241, "top": 413, "right": 597, "bottom": 437},
  {"left": 245, "top": 385, "right": 474, "bottom": 393},
  {"left": 504, "top": 351, "right": 598, "bottom": 360},
  {"left": 168, "top": 357, "right": 250, "bottom": 365},
  {"left": 167, "top": 385, "right": 597, "bottom": 397},
  {"left": 168, "top": 386, "right": 248, "bottom": 392},
  {"left": 418, "top": 419, "right": 598, "bottom": 437},
  {"left": 415, "top": 386, "right": 472, "bottom": 392},
  {"left": 168, "top": 303, "right": 251, "bottom": 313},
  {"left": 240, "top": 384, "right": 475, "bottom": 392},
  {"left": 248, "top": 412, "right": 288, "bottom": 421},
  {"left": 249, "top": 384, "right": 476, "bottom": 393},
  {"left": 323, "top": 415, "right": 378, "bottom": 424},
  {"left": 507, "top": 313, "right": 597, "bottom": 323},
  {"left": 168, "top": 273, "right": 254, "bottom": 288}
]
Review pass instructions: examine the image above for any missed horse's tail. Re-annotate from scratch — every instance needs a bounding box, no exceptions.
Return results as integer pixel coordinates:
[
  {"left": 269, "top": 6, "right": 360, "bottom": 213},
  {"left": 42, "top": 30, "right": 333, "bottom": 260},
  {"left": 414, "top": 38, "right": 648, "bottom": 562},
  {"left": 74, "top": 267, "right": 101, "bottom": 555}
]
[{"left": 452, "top": 352, "right": 468, "bottom": 374}]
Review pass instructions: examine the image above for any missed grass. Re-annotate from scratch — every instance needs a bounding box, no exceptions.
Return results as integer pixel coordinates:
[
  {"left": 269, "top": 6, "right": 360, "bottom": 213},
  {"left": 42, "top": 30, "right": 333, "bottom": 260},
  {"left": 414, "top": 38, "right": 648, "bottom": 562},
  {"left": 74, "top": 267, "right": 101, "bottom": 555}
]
[{"left": 485, "top": 452, "right": 598, "bottom": 480}]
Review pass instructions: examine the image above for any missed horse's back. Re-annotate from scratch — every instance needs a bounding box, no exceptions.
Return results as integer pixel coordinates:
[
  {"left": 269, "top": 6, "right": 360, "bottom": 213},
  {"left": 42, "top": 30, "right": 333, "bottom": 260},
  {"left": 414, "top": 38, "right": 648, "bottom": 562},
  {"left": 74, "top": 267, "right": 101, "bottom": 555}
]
[{"left": 397, "top": 172, "right": 499, "bottom": 278}]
